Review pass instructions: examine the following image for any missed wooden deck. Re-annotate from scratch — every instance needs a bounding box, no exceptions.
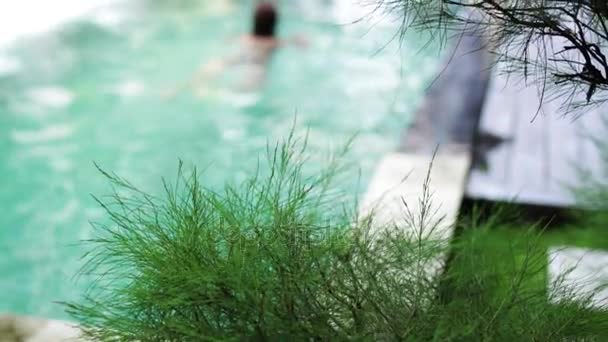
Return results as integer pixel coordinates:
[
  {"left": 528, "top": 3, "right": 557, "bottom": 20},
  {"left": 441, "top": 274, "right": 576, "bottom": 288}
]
[
  {"left": 466, "top": 67, "right": 608, "bottom": 207},
  {"left": 400, "top": 26, "right": 608, "bottom": 208},
  {"left": 373, "top": 23, "right": 608, "bottom": 308}
]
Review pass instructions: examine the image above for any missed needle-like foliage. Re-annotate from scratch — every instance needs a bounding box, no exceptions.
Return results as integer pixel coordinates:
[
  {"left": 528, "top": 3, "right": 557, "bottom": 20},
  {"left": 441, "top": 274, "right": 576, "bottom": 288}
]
[
  {"left": 66, "top": 132, "right": 608, "bottom": 340},
  {"left": 370, "top": 0, "right": 608, "bottom": 113}
]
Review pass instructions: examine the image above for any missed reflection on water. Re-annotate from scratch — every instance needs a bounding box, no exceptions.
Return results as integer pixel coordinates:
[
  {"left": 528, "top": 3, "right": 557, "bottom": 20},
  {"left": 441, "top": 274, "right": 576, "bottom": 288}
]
[{"left": 0, "top": 0, "right": 439, "bottom": 318}]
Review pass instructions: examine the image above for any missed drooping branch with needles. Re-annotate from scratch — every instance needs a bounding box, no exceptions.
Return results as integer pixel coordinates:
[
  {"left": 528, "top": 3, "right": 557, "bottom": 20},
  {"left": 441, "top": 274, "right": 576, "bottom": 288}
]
[{"left": 374, "top": 0, "right": 608, "bottom": 113}]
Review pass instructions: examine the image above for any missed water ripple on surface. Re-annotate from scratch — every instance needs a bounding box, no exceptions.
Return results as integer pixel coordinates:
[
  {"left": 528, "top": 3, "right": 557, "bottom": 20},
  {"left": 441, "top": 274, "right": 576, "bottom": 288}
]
[
  {"left": 0, "top": 0, "right": 441, "bottom": 319},
  {"left": 48, "top": 157, "right": 74, "bottom": 172},
  {"left": 11, "top": 123, "right": 75, "bottom": 144},
  {"left": 49, "top": 198, "right": 79, "bottom": 224},
  {"left": 26, "top": 86, "right": 74, "bottom": 108},
  {"left": 111, "top": 79, "right": 145, "bottom": 97}
]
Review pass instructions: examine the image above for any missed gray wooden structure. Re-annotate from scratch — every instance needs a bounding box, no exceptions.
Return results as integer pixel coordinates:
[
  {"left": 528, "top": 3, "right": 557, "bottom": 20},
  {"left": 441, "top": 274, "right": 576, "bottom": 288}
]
[{"left": 400, "top": 28, "right": 608, "bottom": 208}]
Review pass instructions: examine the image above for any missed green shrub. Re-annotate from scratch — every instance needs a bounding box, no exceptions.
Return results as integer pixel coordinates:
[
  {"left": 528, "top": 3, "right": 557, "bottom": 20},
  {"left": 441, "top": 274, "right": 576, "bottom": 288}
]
[{"left": 67, "top": 133, "right": 608, "bottom": 341}]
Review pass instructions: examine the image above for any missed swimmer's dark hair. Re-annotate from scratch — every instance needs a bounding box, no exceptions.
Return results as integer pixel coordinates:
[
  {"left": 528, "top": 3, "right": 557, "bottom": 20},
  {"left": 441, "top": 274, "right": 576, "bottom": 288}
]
[{"left": 253, "top": 2, "right": 277, "bottom": 37}]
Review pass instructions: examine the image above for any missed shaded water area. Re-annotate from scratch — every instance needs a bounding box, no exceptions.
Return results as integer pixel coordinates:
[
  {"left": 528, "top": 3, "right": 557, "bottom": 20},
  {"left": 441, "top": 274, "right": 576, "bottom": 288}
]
[{"left": 0, "top": 0, "right": 439, "bottom": 319}]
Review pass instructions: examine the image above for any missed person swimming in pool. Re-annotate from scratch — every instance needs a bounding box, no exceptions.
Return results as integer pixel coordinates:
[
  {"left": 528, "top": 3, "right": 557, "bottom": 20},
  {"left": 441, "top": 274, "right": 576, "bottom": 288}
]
[{"left": 166, "top": 1, "right": 306, "bottom": 98}]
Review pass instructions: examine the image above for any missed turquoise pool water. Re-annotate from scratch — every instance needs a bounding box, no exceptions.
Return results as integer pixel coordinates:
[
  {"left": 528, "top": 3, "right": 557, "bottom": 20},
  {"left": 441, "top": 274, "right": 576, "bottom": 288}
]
[{"left": 0, "top": 1, "right": 439, "bottom": 319}]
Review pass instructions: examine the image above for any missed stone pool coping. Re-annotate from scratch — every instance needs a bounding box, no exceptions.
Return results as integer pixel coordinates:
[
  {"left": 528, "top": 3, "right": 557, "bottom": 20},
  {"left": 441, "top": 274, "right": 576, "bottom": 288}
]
[{"left": 0, "top": 314, "right": 85, "bottom": 342}]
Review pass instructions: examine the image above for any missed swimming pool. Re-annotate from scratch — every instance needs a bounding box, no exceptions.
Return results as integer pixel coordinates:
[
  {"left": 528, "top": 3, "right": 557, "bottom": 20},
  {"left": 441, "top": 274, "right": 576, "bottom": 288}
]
[{"left": 0, "top": 0, "right": 439, "bottom": 319}]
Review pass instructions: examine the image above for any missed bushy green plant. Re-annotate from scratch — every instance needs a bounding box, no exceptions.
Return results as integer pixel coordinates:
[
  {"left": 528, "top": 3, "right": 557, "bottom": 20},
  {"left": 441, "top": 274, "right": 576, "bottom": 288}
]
[
  {"left": 441, "top": 213, "right": 608, "bottom": 341},
  {"left": 67, "top": 132, "right": 608, "bottom": 341}
]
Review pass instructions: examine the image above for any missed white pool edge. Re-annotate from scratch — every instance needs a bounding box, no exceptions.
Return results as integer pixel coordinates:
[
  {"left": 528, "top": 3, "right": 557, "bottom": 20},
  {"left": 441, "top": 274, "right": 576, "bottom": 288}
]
[{"left": 358, "top": 151, "right": 471, "bottom": 276}]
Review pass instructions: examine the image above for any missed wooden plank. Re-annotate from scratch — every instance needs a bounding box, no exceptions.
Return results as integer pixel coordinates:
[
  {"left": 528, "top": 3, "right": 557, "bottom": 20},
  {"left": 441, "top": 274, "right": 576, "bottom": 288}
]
[
  {"left": 466, "top": 66, "right": 608, "bottom": 206},
  {"left": 466, "top": 27, "right": 608, "bottom": 207},
  {"left": 544, "top": 100, "right": 585, "bottom": 195},
  {"left": 578, "top": 110, "right": 608, "bottom": 184}
]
